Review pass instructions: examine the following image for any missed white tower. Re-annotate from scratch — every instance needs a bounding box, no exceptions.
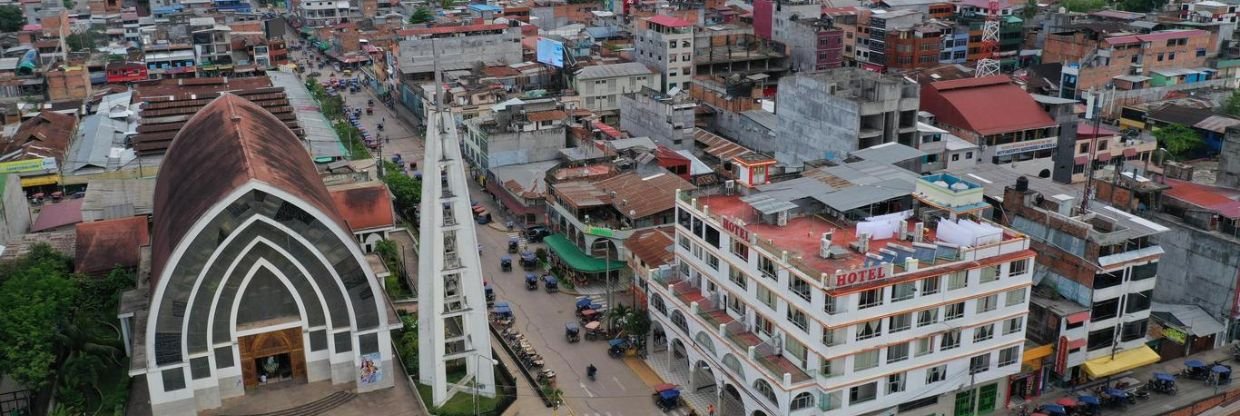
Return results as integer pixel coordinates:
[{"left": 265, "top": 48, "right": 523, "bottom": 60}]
[{"left": 417, "top": 73, "right": 497, "bottom": 405}]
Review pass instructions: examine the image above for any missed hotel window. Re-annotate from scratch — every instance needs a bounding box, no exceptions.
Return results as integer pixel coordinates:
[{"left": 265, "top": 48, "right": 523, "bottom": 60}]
[
  {"left": 945, "top": 302, "right": 965, "bottom": 320},
  {"left": 856, "top": 319, "right": 883, "bottom": 341},
  {"left": 887, "top": 372, "right": 907, "bottom": 394},
  {"left": 791, "top": 392, "right": 815, "bottom": 411},
  {"left": 918, "top": 308, "right": 939, "bottom": 327},
  {"left": 921, "top": 276, "right": 941, "bottom": 295},
  {"left": 821, "top": 357, "right": 844, "bottom": 378},
  {"left": 890, "top": 313, "right": 912, "bottom": 333},
  {"left": 756, "top": 314, "right": 775, "bottom": 336},
  {"left": 887, "top": 342, "right": 910, "bottom": 363},
  {"left": 916, "top": 336, "right": 934, "bottom": 356},
  {"left": 787, "top": 306, "right": 808, "bottom": 331},
  {"left": 977, "top": 294, "right": 999, "bottom": 313},
  {"left": 969, "top": 353, "right": 991, "bottom": 374},
  {"left": 1006, "top": 288, "right": 1026, "bottom": 307},
  {"left": 854, "top": 349, "right": 880, "bottom": 371},
  {"left": 728, "top": 267, "right": 748, "bottom": 288},
  {"left": 1004, "top": 317, "right": 1023, "bottom": 335},
  {"left": 948, "top": 271, "right": 968, "bottom": 290},
  {"left": 850, "top": 381, "right": 878, "bottom": 404},
  {"left": 704, "top": 226, "right": 720, "bottom": 248},
  {"left": 980, "top": 265, "right": 1000, "bottom": 283},
  {"left": 756, "top": 285, "right": 776, "bottom": 309},
  {"left": 999, "top": 346, "right": 1020, "bottom": 367},
  {"left": 823, "top": 326, "right": 846, "bottom": 346},
  {"left": 1079, "top": 143, "right": 1089, "bottom": 153},
  {"left": 941, "top": 329, "right": 961, "bottom": 350},
  {"left": 790, "top": 276, "right": 812, "bottom": 301},
  {"left": 973, "top": 323, "right": 995, "bottom": 343},
  {"left": 892, "top": 282, "right": 916, "bottom": 302},
  {"left": 758, "top": 255, "right": 777, "bottom": 279},
  {"left": 730, "top": 239, "right": 749, "bottom": 260},
  {"left": 859, "top": 287, "right": 885, "bottom": 309},
  {"left": 727, "top": 293, "right": 747, "bottom": 315},
  {"left": 678, "top": 235, "right": 690, "bottom": 249},
  {"left": 926, "top": 365, "right": 947, "bottom": 384},
  {"left": 706, "top": 254, "right": 719, "bottom": 270},
  {"left": 1009, "top": 259, "right": 1028, "bottom": 276},
  {"left": 824, "top": 293, "right": 841, "bottom": 314}
]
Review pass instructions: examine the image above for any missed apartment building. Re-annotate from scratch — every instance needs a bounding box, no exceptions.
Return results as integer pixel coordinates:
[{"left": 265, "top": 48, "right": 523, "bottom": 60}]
[
  {"left": 298, "top": 0, "right": 352, "bottom": 27},
  {"left": 634, "top": 15, "right": 695, "bottom": 92},
  {"left": 859, "top": 9, "right": 925, "bottom": 71},
  {"left": 461, "top": 98, "right": 568, "bottom": 170},
  {"left": 787, "top": 17, "right": 845, "bottom": 72},
  {"left": 1044, "top": 28, "right": 1212, "bottom": 95},
  {"left": 572, "top": 62, "right": 659, "bottom": 118},
  {"left": 652, "top": 168, "right": 1033, "bottom": 416},
  {"left": 1001, "top": 177, "right": 1166, "bottom": 384}
]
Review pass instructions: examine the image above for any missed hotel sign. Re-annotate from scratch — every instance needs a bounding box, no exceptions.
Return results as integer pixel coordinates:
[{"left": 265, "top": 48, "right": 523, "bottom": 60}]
[
  {"left": 993, "top": 138, "right": 1058, "bottom": 158},
  {"left": 722, "top": 216, "right": 750, "bottom": 242},
  {"left": 586, "top": 226, "right": 615, "bottom": 238},
  {"left": 830, "top": 263, "right": 893, "bottom": 288}
]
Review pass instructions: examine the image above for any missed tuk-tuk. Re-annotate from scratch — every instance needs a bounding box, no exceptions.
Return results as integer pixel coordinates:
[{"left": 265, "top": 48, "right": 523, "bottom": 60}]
[
  {"left": 1211, "top": 364, "right": 1232, "bottom": 385},
  {"left": 520, "top": 251, "right": 538, "bottom": 271},
  {"left": 1037, "top": 404, "right": 1067, "bottom": 416},
  {"left": 1184, "top": 359, "right": 1208, "bottom": 380},
  {"left": 525, "top": 273, "right": 538, "bottom": 290},
  {"left": 575, "top": 297, "right": 593, "bottom": 312},
  {"left": 484, "top": 281, "right": 496, "bottom": 306},
  {"left": 1149, "top": 372, "right": 1177, "bottom": 394},
  {"left": 1102, "top": 387, "right": 1129, "bottom": 407},
  {"left": 565, "top": 322, "right": 580, "bottom": 343},
  {"left": 508, "top": 237, "right": 520, "bottom": 254},
  {"left": 652, "top": 384, "right": 680, "bottom": 411},
  {"left": 492, "top": 302, "right": 514, "bottom": 325},
  {"left": 584, "top": 321, "right": 603, "bottom": 341},
  {"left": 543, "top": 275, "right": 559, "bottom": 292},
  {"left": 500, "top": 255, "right": 513, "bottom": 272},
  {"left": 474, "top": 206, "right": 491, "bottom": 224},
  {"left": 608, "top": 338, "right": 629, "bottom": 358},
  {"left": 580, "top": 309, "right": 599, "bottom": 324},
  {"left": 1076, "top": 395, "right": 1101, "bottom": 416}
]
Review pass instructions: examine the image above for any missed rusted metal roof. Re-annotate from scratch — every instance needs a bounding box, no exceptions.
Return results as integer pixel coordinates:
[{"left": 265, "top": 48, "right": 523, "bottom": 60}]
[
  {"left": 329, "top": 182, "right": 396, "bottom": 232},
  {"left": 2, "top": 111, "right": 78, "bottom": 162},
  {"left": 552, "top": 181, "right": 610, "bottom": 208},
  {"left": 526, "top": 110, "right": 567, "bottom": 122},
  {"left": 1163, "top": 178, "right": 1240, "bottom": 219},
  {"left": 133, "top": 83, "right": 299, "bottom": 155},
  {"left": 625, "top": 227, "right": 675, "bottom": 268},
  {"left": 922, "top": 75, "right": 1055, "bottom": 135},
  {"left": 594, "top": 171, "right": 695, "bottom": 219},
  {"left": 150, "top": 94, "right": 348, "bottom": 290},
  {"left": 692, "top": 128, "right": 752, "bottom": 160},
  {"left": 75, "top": 216, "right": 150, "bottom": 276}
]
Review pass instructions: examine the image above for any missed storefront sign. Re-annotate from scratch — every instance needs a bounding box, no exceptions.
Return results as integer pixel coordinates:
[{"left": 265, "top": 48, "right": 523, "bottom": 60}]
[
  {"left": 1054, "top": 336, "right": 1069, "bottom": 376},
  {"left": 1163, "top": 327, "right": 1187, "bottom": 344},
  {"left": 722, "top": 216, "right": 750, "bottom": 242},
  {"left": 0, "top": 157, "right": 56, "bottom": 174},
  {"left": 586, "top": 226, "right": 614, "bottom": 238},
  {"left": 832, "top": 264, "right": 891, "bottom": 288},
  {"left": 993, "top": 138, "right": 1058, "bottom": 158}
]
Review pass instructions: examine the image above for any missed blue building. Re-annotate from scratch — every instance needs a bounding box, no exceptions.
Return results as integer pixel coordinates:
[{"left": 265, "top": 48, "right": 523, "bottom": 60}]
[
  {"left": 214, "top": 0, "right": 252, "bottom": 13},
  {"left": 939, "top": 23, "right": 968, "bottom": 65}
]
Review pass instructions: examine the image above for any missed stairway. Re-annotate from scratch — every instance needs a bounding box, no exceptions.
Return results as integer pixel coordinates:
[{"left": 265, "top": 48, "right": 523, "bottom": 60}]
[{"left": 231, "top": 390, "right": 357, "bottom": 416}]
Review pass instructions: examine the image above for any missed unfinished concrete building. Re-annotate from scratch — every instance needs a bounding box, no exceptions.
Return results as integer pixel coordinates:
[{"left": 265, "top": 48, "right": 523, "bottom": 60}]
[{"left": 618, "top": 88, "right": 696, "bottom": 150}]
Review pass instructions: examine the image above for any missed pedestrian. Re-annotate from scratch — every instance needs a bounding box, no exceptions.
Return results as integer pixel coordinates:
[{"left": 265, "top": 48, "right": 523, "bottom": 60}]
[
  {"left": 385, "top": 136, "right": 390, "bottom": 144},
  {"left": 707, "top": 404, "right": 715, "bottom": 416}
]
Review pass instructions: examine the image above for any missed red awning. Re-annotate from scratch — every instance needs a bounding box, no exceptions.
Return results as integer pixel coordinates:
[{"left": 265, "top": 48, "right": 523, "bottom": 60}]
[
  {"left": 1097, "top": 152, "right": 1112, "bottom": 162},
  {"left": 1123, "top": 148, "right": 1137, "bottom": 157},
  {"left": 1074, "top": 155, "right": 1089, "bottom": 165},
  {"left": 1067, "top": 338, "right": 1087, "bottom": 350},
  {"left": 1066, "top": 311, "right": 1090, "bottom": 324}
]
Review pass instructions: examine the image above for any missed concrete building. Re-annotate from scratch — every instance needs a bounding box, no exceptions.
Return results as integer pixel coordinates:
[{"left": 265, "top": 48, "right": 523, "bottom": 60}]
[
  {"left": 125, "top": 95, "right": 398, "bottom": 415},
  {"left": 787, "top": 17, "right": 845, "bottom": 72},
  {"left": 297, "top": 0, "right": 352, "bottom": 27},
  {"left": 461, "top": 98, "right": 569, "bottom": 170},
  {"left": 938, "top": 22, "right": 970, "bottom": 64},
  {"left": 656, "top": 169, "right": 1033, "bottom": 416},
  {"left": 1043, "top": 28, "right": 1212, "bottom": 96},
  {"left": 1001, "top": 176, "right": 1166, "bottom": 385},
  {"left": 190, "top": 18, "right": 233, "bottom": 75},
  {"left": 0, "top": 174, "right": 31, "bottom": 244},
  {"left": 572, "top": 62, "right": 659, "bottom": 119},
  {"left": 920, "top": 76, "right": 1061, "bottom": 179},
  {"left": 396, "top": 24, "right": 524, "bottom": 77},
  {"left": 45, "top": 64, "right": 92, "bottom": 102},
  {"left": 772, "top": 68, "right": 920, "bottom": 167},
  {"left": 618, "top": 88, "right": 696, "bottom": 150},
  {"left": 634, "top": 15, "right": 696, "bottom": 92}
]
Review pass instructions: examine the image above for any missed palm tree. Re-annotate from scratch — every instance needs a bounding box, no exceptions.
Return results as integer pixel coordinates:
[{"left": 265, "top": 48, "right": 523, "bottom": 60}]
[{"left": 608, "top": 304, "right": 632, "bottom": 334}]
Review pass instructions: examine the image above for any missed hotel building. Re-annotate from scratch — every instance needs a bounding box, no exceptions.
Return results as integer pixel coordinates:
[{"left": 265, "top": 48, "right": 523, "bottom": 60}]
[{"left": 649, "top": 167, "right": 1035, "bottom": 416}]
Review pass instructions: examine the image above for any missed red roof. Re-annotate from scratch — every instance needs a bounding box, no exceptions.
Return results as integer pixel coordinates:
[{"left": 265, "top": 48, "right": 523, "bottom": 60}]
[
  {"left": 330, "top": 183, "right": 396, "bottom": 232},
  {"left": 1106, "top": 29, "right": 1208, "bottom": 45},
  {"left": 624, "top": 227, "right": 675, "bottom": 268},
  {"left": 31, "top": 199, "right": 84, "bottom": 232},
  {"left": 920, "top": 75, "right": 1055, "bottom": 136},
  {"left": 594, "top": 122, "right": 622, "bottom": 139},
  {"left": 647, "top": 15, "right": 693, "bottom": 28},
  {"left": 1076, "top": 123, "right": 1118, "bottom": 138},
  {"left": 75, "top": 216, "right": 150, "bottom": 276},
  {"left": 1163, "top": 178, "right": 1240, "bottom": 219},
  {"left": 397, "top": 23, "right": 508, "bottom": 37}
]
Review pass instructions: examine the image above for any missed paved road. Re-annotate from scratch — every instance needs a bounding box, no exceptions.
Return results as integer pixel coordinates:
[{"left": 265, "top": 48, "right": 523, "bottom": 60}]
[{"left": 288, "top": 45, "right": 662, "bottom": 414}]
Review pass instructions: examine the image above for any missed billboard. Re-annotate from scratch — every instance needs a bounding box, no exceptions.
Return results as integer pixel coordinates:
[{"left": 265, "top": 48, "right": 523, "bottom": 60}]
[
  {"left": 536, "top": 37, "right": 565, "bottom": 68},
  {"left": 0, "top": 157, "right": 57, "bottom": 174}
]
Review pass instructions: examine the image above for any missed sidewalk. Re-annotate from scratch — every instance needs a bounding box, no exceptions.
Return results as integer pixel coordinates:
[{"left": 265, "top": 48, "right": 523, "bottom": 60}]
[
  {"left": 496, "top": 335, "right": 548, "bottom": 416},
  {"left": 1020, "top": 346, "right": 1240, "bottom": 416}
]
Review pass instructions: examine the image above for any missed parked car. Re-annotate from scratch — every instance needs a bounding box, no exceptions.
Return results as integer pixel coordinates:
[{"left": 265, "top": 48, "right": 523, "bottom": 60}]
[{"left": 525, "top": 225, "right": 551, "bottom": 242}]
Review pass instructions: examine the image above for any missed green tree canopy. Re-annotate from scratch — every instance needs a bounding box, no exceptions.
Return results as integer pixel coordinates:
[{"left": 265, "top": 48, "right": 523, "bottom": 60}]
[
  {"left": 1061, "top": 0, "right": 1106, "bottom": 12},
  {"left": 1119, "top": 0, "right": 1166, "bottom": 13},
  {"left": 1154, "top": 123, "right": 1204, "bottom": 158},
  {"left": 0, "top": 6, "right": 22, "bottom": 33},
  {"left": 0, "top": 245, "right": 80, "bottom": 389},
  {"left": 383, "top": 161, "right": 422, "bottom": 220},
  {"left": 1223, "top": 90, "right": 1240, "bottom": 117},
  {"left": 409, "top": 7, "right": 433, "bottom": 24}
]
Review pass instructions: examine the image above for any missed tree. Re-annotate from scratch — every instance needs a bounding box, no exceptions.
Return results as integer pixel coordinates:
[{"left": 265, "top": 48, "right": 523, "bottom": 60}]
[
  {"left": 1061, "top": 0, "right": 1106, "bottom": 12},
  {"left": 0, "top": 6, "right": 21, "bottom": 33},
  {"left": 1119, "top": 0, "right": 1166, "bottom": 13},
  {"left": 382, "top": 161, "right": 423, "bottom": 220},
  {"left": 65, "top": 29, "right": 103, "bottom": 52},
  {"left": 1154, "top": 123, "right": 1204, "bottom": 158},
  {"left": 1022, "top": 1, "right": 1039, "bottom": 18},
  {"left": 0, "top": 245, "right": 80, "bottom": 389},
  {"left": 1223, "top": 90, "right": 1240, "bottom": 117},
  {"left": 408, "top": 7, "right": 433, "bottom": 24}
]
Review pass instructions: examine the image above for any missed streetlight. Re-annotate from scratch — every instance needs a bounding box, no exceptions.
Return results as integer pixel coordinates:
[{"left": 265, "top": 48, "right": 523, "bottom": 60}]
[{"left": 470, "top": 352, "right": 499, "bottom": 416}]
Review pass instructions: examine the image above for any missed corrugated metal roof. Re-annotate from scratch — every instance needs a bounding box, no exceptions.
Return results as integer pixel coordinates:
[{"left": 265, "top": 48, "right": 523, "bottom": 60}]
[
  {"left": 595, "top": 172, "right": 695, "bottom": 218},
  {"left": 575, "top": 62, "right": 654, "bottom": 80},
  {"left": 624, "top": 227, "right": 675, "bottom": 268},
  {"left": 850, "top": 142, "right": 926, "bottom": 165},
  {"left": 692, "top": 128, "right": 752, "bottom": 160},
  {"left": 923, "top": 76, "right": 1056, "bottom": 135},
  {"left": 1193, "top": 115, "right": 1240, "bottom": 134},
  {"left": 1151, "top": 302, "right": 1225, "bottom": 337},
  {"left": 647, "top": 15, "right": 693, "bottom": 28},
  {"left": 1163, "top": 178, "right": 1240, "bottom": 219}
]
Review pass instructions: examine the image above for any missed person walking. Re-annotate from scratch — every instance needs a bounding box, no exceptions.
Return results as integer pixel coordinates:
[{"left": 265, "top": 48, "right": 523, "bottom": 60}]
[{"left": 707, "top": 403, "right": 715, "bottom": 416}]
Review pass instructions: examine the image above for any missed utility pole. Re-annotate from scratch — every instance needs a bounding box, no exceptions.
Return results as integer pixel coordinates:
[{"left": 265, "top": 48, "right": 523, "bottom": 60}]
[{"left": 1081, "top": 89, "right": 1103, "bottom": 215}]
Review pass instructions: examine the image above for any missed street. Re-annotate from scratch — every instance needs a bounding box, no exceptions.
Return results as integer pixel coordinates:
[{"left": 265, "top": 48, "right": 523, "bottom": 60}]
[{"left": 286, "top": 44, "right": 666, "bottom": 415}]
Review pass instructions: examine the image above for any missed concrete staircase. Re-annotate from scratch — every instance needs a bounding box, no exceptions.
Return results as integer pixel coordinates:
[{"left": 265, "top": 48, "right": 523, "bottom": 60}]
[{"left": 230, "top": 390, "right": 356, "bottom": 416}]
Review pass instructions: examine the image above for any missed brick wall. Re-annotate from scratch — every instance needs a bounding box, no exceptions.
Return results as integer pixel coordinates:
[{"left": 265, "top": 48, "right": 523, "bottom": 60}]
[
  {"left": 46, "top": 66, "right": 91, "bottom": 101},
  {"left": 1001, "top": 185, "right": 1101, "bottom": 286}
]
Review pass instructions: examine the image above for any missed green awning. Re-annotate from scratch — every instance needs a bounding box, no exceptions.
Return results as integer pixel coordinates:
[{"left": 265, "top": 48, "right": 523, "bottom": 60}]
[{"left": 544, "top": 234, "right": 625, "bottom": 274}]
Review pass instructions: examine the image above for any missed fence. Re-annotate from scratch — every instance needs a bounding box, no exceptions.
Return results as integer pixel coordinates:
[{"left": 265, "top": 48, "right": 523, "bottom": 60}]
[
  {"left": 489, "top": 322, "right": 556, "bottom": 408},
  {"left": 1163, "top": 384, "right": 1240, "bottom": 416}
]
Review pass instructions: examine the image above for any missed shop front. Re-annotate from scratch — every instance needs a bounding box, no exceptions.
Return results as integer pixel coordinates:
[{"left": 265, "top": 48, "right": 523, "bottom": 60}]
[
  {"left": 543, "top": 233, "right": 626, "bottom": 288},
  {"left": 1007, "top": 343, "right": 1052, "bottom": 407}
]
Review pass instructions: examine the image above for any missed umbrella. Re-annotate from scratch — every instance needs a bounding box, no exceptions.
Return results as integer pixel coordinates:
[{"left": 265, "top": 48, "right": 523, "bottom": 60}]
[
  {"left": 1077, "top": 395, "right": 1100, "bottom": 405},
  {"left": 1104, "top": 387, "right": 1127, "bottom": 398},
  {"left": 1186, "top": 359, "right": 1205, "bottom": 368},
  {"left": 1213, "top": 365, "right": 1232, "bottom": 374},
  {"left": 1039, "top": 404, "right": 1065, "bottom": 414},
  {"left": 1055, "top": 397, "right": 1078, "bottom": 407},
  {"left": 1155, "top": 372, "right": 1176, "bottom": 382}
]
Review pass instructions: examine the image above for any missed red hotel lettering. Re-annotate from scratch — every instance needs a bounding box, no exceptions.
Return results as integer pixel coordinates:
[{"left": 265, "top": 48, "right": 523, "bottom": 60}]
[
  {"left": 835, "top": 266, "right": 887, "bottom": 287},
  {"left": 723, "top": 218, "right": 749, "bottom": 241}
]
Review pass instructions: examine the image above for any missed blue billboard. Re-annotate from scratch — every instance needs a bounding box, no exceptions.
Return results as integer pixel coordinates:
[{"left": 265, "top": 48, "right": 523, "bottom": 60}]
[{"left": 536, "top": 38, "right": 565, "bottom": 68}]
